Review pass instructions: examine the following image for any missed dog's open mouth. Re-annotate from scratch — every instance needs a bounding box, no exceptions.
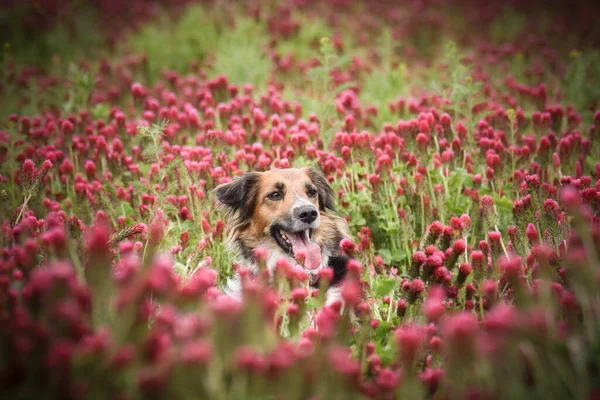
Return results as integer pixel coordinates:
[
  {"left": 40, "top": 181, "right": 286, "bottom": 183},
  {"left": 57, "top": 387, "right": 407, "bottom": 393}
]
[{"left": 271, "top": 227, "right": 322, "bottom": 271}]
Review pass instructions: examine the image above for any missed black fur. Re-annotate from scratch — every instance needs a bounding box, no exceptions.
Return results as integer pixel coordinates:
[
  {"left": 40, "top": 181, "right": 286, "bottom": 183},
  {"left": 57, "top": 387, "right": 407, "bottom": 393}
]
[
  {"left": 214, "top": 172, "right": 261, "bottom": 227},
  {"left": 307, "top": 168, "right": 336, "bottom": 212},
  {"left": 329, "top": 256, "right": 349, "bottom": 286},
  {"left": 310, "top": 255, "right": 349, "bottom": 288},
  {"left": 234, "top": 237, "right": 254, "bottom": 262}
]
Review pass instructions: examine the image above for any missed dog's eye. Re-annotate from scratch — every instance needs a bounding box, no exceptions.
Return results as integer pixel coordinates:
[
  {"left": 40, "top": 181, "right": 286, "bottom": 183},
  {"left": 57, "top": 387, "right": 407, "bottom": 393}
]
[
  {"left": 267, "top": 191, "right": 282, "bottom": 200},
  {"left": 307, "top": 188, "right": 318, "bottom": 197}
]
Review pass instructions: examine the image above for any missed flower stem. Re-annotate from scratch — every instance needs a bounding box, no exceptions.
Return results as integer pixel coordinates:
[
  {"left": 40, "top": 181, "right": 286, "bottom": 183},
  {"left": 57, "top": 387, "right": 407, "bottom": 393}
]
[{"left": 14, "top": 194, "right": 32, "bottom": 225}]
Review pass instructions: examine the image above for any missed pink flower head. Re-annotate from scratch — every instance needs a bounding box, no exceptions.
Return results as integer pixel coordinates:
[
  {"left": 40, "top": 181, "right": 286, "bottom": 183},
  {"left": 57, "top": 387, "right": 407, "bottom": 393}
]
[
  {"left": 499, "top": 255, "right": 522, "bottom": 280},
  {"left": 452, "top": 239, "right": 466, "bottom": 254},
  {"left": 482, "top": 279, "right": 497, "bottom": 299},
  {"left": 211, "top": 295, "right": 243, "bottom": 320},
  {"left": 412, "top": 251, "right": 426, "bottom": 265},
  {"left": 85, "top": 222, "right": 111, "bottom": 261},
  {"left": 458, "top": 263, "right": 472, "bottom": 281},
  {"left": 376, "top": 367, "right": 402, "bottom": 391},
  {"left": 291, "top": 287, "right": 308, "bottom": 303},
  {"left": 440, "top": 312, "right": 479, "bottom": 358},
  {"left": 560, "top": 186, "right": 581, "bottom": 210},
  {"left": 526, "top": 223, "right": 539, "bottom": 245},
  {"left": 181, "top": 340, "right": 213, "bottom": 365},
  {"left": 318, "top": 267, "right": 334, "bottom": 283},
  {"left": 148, "top": 212, "right": 167, "bottom": 246},
  {"left": 254, "top": 247, "right": 269, "bottom": 265},
  {"left": 340, "top": 238, "right": 356, "bottom": 254},
  {"left": 487, "top": 231, "right": 501, "bottom": 245},
  {"left": 420, "top": 367, "right": 444, "bottom": 390},
  {"left": 450, "top": 216, "right": 464, "bottom": 234},
  {"left": 179, "top": 268, "right": 218, "bottom": 299},
  {"left": 481, "top": 194, "right": 494, "bottom": 209},
  {"left": 235, "top": 346, "right": 265, "bottom": 373},
  {"left": 328, "top": 344, "right": 360, "bottom": 379},
  {"left": 410, "top": 279, "right": 425, "bottom": 295},
  {"left": 429, "top": 221, "right": 444, "bottom": 237},
  {"left": 84, "top": 160, "right": 96, "bottom": 180},
  {"left": 294, "top": 251, "right": 306, "bottom": 267},
  {"left": 41, "top": 159, "right": 53, "bottom": 173},
  {"left": 460, "top": 214, "right": 471, "bottom": 229},
  {"left": 346, "top": 258, "right": 363, "bottom": 277},
  {"left": 131, "top": 82, "right": 147, "bottom": 99},
  {"left": 423, "top": 286, "right": 446, "bottom": 322},
  {"left": 395, "top": 323, "right": 426, "bottom": 366},
  {"left": 483, "top": 304, "right": 518, "bottom": 334},
  {"left": 341, "top": 279, "right": 363, "bottom": 307},
  {"left": 21, "top": 159, "right": 35, "bottom": 184}
]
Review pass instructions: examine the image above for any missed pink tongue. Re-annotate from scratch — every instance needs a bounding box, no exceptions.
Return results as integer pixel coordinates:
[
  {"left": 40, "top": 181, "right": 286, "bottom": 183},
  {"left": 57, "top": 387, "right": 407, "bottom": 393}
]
[{"left": 287, "top": 231, "right": 322, "bottom": 270}]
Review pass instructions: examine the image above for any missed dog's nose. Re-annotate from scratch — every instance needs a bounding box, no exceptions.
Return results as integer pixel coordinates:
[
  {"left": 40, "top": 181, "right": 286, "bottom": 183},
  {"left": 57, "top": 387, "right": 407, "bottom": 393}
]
[{"left": 295, "top": 205, "right": 318, "bottom": 223}]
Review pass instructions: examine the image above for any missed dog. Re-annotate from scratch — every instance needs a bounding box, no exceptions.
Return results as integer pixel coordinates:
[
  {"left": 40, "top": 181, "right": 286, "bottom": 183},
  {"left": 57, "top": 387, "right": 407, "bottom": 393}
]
[{"left": 214, "top": 167, "right": 350, "bottom": 304}]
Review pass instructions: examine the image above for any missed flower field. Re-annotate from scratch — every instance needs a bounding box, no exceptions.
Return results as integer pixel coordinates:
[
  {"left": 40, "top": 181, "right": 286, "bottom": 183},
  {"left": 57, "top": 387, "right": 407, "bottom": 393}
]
[{"left": 2, "top": 0, "right": 600, "bottom": 398}]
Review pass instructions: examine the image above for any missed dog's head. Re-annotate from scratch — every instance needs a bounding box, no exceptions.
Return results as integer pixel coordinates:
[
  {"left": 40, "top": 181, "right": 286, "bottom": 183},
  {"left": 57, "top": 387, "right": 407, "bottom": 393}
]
[{"left": 214, "top": 168, "right": 348, "bottom": 282}]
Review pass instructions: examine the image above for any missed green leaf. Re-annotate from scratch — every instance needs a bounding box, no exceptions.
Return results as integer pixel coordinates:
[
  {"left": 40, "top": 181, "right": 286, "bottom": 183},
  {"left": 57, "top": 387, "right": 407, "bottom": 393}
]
[
  {"left": 382, "top": 225, "right": 399, "bottom": 234},
  {"left": 120, "top": 202, "right": 134, "bottom": 218},
  {"left": 492, "top": 195, "right": 514, "bottom": 210},
  {"left": 334, "top": 81, "right": 357, "bottom": 96},
  {"left": 352, "top": 162, "right": 368, "bottom": 176},
  {"left": 138, "top": 163, "right": 151, "bottom": 177},
  {"left": 375, "top": 341, "right": 395, "bottom": 365},
  {"left": 378, "top": 248, "right": 393, "bottom": 265},
  {"left": 173, "top": 262, "right": 187, "bottom": 277},
  {"left": 449, "top": 168, "right": 473, "bottom": 187},
  {"left": 180, "top": 219, "right": 194, "bottom": 233},
  {"left": 392, "top": 252, "right": 409, "bottom": 264},
  {"left": 350, "top": 211, "right": 367, "bottom": 227},
  {"left": 374, "top": 320, "right": 393, "bottom": 341},
  {"left": 91, "top": 103, "right": 110, "bottom": 121},
  {"left": 306, "top": 296, "right": 324, "bottom": 311},
  {"left": 375, "top": 278, "right": 399, "bottom": 296}
]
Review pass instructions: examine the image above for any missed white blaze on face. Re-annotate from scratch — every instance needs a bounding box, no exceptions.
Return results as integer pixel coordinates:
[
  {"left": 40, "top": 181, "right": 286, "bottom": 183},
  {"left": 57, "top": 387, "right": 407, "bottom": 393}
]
[{"left": 290, "top": 196, "right": 320, "bottom": 231}]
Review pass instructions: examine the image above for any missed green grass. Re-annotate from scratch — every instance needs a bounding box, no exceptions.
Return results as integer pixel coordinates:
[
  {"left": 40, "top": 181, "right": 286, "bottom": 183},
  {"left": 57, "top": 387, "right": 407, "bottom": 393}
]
[
  {"left": 360, "top": 62, "right": 409, "bottom": 128},
  {"left": 126, "top": 5, "right": 220, "bottom": 83},
  {"left": 210, "top": 17, "right": 272, "bottom": 90}
]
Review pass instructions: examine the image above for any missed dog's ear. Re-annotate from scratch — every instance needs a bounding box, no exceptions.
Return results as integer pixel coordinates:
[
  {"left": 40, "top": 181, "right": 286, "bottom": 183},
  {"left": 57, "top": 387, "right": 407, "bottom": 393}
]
[
  {"left": 214, "top": 172, "right": 261, "bottom": 223},
  {"left": 307, "top": 167, "right": 335, "bottom": 211}
]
